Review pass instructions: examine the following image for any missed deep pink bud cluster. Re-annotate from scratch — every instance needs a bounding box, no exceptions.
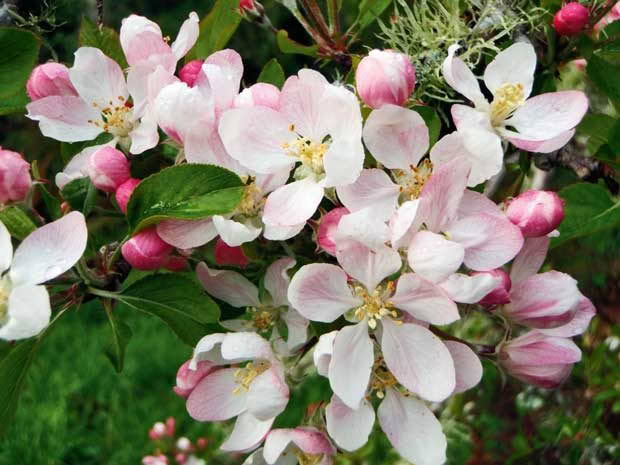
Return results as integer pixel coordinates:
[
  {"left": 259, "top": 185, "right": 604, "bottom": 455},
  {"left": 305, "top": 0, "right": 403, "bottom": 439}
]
[
  {"left": 0, "top": 148, "right": 32, "bottom": 204},
  {"left": 178, "top": 60, "right": 204, "bottom": 87},
  {"left": 553, "top": 2, "right": 589, "bottom": 36},
  {"left": 26, "top": 62, "right": 78, "bottom": 101},
  {"left": 356, "top": 49, "right": 416, "bottom": 109},
  {"left": 505, "top": 190, "right": 565, "bottom": 237}
]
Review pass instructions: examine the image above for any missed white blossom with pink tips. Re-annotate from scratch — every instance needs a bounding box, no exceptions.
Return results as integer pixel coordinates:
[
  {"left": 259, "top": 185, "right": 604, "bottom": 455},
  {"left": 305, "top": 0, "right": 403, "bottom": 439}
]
[
  {"left": 243, "top": 427, "right": 336, "bottom": 465},
  {"left": 196, "top": 258, "right": 309, "bottom": 352},
  {"left": 218, "top": 69, "right": 365, "bottom": 230},
  {"left": 437, "top": 42, "right": 588, "bottom": 185},
  {"left": 185, "top": 332, "right": 289, "bottom": 452},
  {"left": 0, "top": 212, "right": 87, "bottom": 340}
]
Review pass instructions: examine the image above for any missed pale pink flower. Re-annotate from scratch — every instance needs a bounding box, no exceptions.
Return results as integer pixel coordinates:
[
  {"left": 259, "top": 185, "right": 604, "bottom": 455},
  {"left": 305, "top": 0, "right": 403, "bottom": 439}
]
[
  {"left": 0, "top": 212, "right": 88, "bottom": 340},
  {"left": 234, "top": 83, "right": 281, "bottom": 110},
  {"left": 26, "top": 62, "right": 78, "bottom": 101},
  {"left": 355, "top": 49, "right": 416, "bottom": 109},
  {"left": 499, "top": 331, "right": 582, "bottom": 388},
  {"left": 259, "top": 427, "right": 336, "bottom": 465},
  {"left": 0, "top": 148, "right": 32, "bottom": 204},
  {"left": 196, "top": 259, "right": 309, "bottom": 351},
  {"left": 438, "top": 43, "right": 588, "bottom": 185},
  {"left": 185, "top": 332, "right": 289, "bottom": 452}
]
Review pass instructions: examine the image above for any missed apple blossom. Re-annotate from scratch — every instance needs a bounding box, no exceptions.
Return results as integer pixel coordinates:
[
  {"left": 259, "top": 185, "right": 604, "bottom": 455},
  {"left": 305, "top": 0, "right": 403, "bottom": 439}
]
[
  {"left": 0, "top": 212, "right": 87, "bottom": 340},
  {"left": 553, "top": 2, "right": 589, "bottom": 36},
  {"left": 0, "top": 148, "right": 32, "bottom": 204},
  {"left": 505, "top": 189, "right": 565, "bottom": 237},
  {"left": 121, "top": 228, "right": 174, "bottom": 271},
  {"left": 355, "top": 49, "right": 416, "bottom": 109},
  {"left": 185, "top": 332, "right": 289, "bottom": 451},
  {"left": 173, "top": 359, "right": 217, "bottom": 399},
  {"left": 26, "top": 62, "right": 77, "bottom": 101},
  {"left": 259, "top": 427, "right": 336, "bottom": 465},
  {"left": 88, "top": 146, "right": 131, "bottom": 192},
  {"left": 473, "top": 269, "right": 512, "bottom": 306}
]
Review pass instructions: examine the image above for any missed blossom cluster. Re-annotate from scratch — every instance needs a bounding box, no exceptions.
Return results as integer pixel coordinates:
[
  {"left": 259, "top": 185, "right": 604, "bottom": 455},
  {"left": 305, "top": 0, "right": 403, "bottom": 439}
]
[{"left": 0, "top": 9, "right": 598, "bottom": 465}]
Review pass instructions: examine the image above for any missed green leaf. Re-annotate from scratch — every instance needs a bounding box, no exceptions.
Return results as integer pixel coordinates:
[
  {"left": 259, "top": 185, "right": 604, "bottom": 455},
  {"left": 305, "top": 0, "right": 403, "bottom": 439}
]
[
  {"left": 60, "top": 133, "right": 114, "bottom": 165},
  {"left": 258, "top": 58, "right": 285, "bottom": 88},
  {"left": 186, "top": 0, "right": 242, "bottom": 60},
  {"left": 61, "top": 177, "right": 98, "bottom": 217},
  {"left": 79, "top": 16, "right": 128, "bottom": 69},
  {"left": 412, "top": 106, "right": 440, "bottom": 148},
  {"left": 0, "top": 89, "right": 28, "bottom": 116},
  {"left": 586, "top": 54, "right": 620, "bottom": 107},
  {"left": 357, "top": 0, "right": 392, "bottom": 31},
  {"left": 37, "top": 184, "right": 62, "bottom": 220},
  {"left": 594, "top": 144, "right": 620, "bottom": 171},
  {"left": 551, "top": 183, "right": 620, "bottom": 248},
  {"left": 103, "top": 305, "right": 133, "bottom": 373},
  {"left": 0, "top": 28, "right": 40, "bottom": 99},
  {"left": 276, "top": 30, "right": 319, "bottom": 57},
  {"left": 577, "top": 113, "right": 616, "bottom": 154},
  {"left": 126, "top": 164, "right": 244, "bottom": 232},
  {"left": 113, "top": 274, "right": 221, "bottom": 346},
  {"left": 0, "top": 206, "right": 36, "bottom": 240}
]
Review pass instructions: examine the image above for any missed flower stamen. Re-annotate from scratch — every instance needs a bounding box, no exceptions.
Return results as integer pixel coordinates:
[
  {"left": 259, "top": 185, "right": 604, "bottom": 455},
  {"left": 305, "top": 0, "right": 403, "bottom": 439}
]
[
  {"left": 232, "top": 360, "right": 270, "bottom": 394},
  {"left": 490, "top": 83, "right": 524, "bottom": 126}
]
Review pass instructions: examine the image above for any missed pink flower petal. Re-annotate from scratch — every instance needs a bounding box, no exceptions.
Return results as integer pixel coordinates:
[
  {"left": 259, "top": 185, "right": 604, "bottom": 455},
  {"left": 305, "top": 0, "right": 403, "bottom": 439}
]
[
  {"left": 264, "top": 257, "right": 296, "bottom": 307},
  {"left": 536, "top": 296, "right": 596, "bottom": 337},
  {"left": 508, "top": 129, "right": 575, "bottom": 153},
  {"left": 264, "top": 427, "right": 335, "bottom": 463},
  {"left": 336, "top": 240, "right": 402, "bottom": 292},
  {"left": 220, "top": 411, "right": 274, "bottom": 452},
  {"left": 510, "top": 236, "right": 550, "bottom": 284},
  {"left": 438, "top": 273, "right": 501, "bottom": 304},
  {"left": 483, "top": 42, "right": 536, "bottom": 99},
  {"left": 0, "top": 284, "right": 50, "bottom": 341},
  {"left": 157, "top": 218, "right": 217, "bottom": 249},
  {"left": 442, "top": 44, "right": 487, "bottom": 107},
  {"left": 196, "top": 262, "right": 260, "bottom": 308},
  {"left": 186, "top": 368, "right": 247, "bottom": 421},
  {"left": 407, "top": 231, "right": 465, "bottom": 284},
  {"left": 457, "top": 190, "right": 505, "bottom": 219},
  {"left": 247, "top": 368, "right": 289, "bottom": 421},
  {"left": 220, "top": 332, "right": 276, "bottom": 363},
  {"left": 336, "top": 168, "right": 400, "bottom": 221},
  {"left": 326, "top": 395, "right": 375, "bottom": 452},
  {"left": 313, "top": 331, "right": 338, "bottom": 376},
  {"left": 70, "top": 47, "right": 128, "bottom": 107},
  {"left": 263, "top": 179, "right": 324, "bottom": 227},
  {"left": 444, "top": 341, "right": 483, "bottom": 393},
  {"left": 171, "top": 12, "right": 199, "bottom": 61},
  {"left": 202, "top": 49, "right": 244, "bottom": 113},
  {"left": 213, "top": 215, "right": 262, "bottom": 247}
]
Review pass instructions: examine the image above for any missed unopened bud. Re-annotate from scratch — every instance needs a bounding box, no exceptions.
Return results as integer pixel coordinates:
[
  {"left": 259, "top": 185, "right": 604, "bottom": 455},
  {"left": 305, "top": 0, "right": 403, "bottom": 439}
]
[
  {"left": 178, "top": 59, "right": 204, "bottom": 87},
  {"left": 26, "top": 62, "right": 78, "bottom": 101},
  {"left": 214, "top": 238, "right": 249, "bottom": 267},
  {"left": 505, "top": 190, "right": 564, "bottom": 238},
  {"left": 89, "top": 146, "right": 130, "bottom": 192},
  {"left": 149, "top": 421, "right": 166, "bottom": 440},
  {"left": 176, "top": 437, "right": 192, "bottom": 452},
  {"left": 553, "top": 2, "right": 589, "bottom": 36},
  {"left": 233, "top": 83, "right": 280, "bottom": 110},
  {"left": 0, "top": 148, "right": 32, "bottom": 204},
  {"left": 115, "top": 177, "right": 141, "bottom": 214},
  {"left": 356, "top": 49, "right": 416, "bottom": 109},
  {"left": 317, "top": 207, "right": 349, "bottom": 256},
  {"left": 121, "top": 228, "right": 173, "bottom": 270},
  {"left": 173, "top": 359, "right": 215, "bottom": 398},
  {"left": 472, "top": 269, "right": 512, "bottom": 306}
]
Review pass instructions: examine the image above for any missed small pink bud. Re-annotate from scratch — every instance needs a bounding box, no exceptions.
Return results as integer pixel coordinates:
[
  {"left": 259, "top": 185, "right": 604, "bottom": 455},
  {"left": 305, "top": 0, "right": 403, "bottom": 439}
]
[
  {"left": 122, "top": 228, "right": 173, "bottom": 270},
  {"left": 196, "top": 438, "right": 208, "bottom": 449},
  {"left": 178, "top": 59, "right": 204, "bottom": 87},
  {"left": 176, "top": 437, "right": 192, "bottom": 452},
  {"left": 472, "top": 269, "right": 512, "bottom": 306},
  {"left": 175, "top": 453, "right": 187, "bottom": 464},
  {"left": 173, "top": 359, "right": 215, "bottom": 398},
  {"left": 88, "top": 146, "right": 130, "bottom": 192},
  {"left": 149, "top": 421, "right": 167, "bottom": 440},
  {"left": 26, "top": 62, "right": 78, "bottom": 101},
  {"left": 505, "top": 190, "right": 565, "bottom": 238},
  {"left": 355, "top": 49, "right": 416, "bottom": 109},
  {"left": 0, "top": 148, "right": 32, "bottom": 204},
  {"left": 239, "top": 0, "right": 255, "bottom": 11},
  {"left": 115, "top": 177, "right": 141, "bottom": 214},
  {"left": 499, "top": 331, "right": 581, "bottom": 388},
  {"left": 234, "top": 83, "right": 281, "bottom": 110},
  {"left": 214, "top": 238, "right": 249, "bottom": 267},
  {"left": 165, "top": 417, "right": 176, "bottom": 437},
  {"left": 317, "top": 207, "right": 349, "bottom": 256},
  {"left": 553, "top": 2, "right": 589, "bottom": 36},
  {"left": 142, "top": 455, "right": 169, "bottom": 465}
]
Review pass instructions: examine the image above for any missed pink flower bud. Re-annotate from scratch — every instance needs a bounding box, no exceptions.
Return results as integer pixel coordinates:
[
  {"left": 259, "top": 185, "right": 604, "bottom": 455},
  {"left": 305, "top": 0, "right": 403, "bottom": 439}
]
[
  {"left": 505, "top": 190, "right": 565, "bottom": 238},
  {"left": 355, "top": 49, "right": 416, "bottom": 109},
  {"left": 553, "top": 2, "right": 589, "bottom": 36},
  {"left": 178, "top": 59, "right": 204, "bottom": 87},
  {"left": 164, "top": 255, "right": 189, "bottom": 272},
  {"left": 173, "top": 359, "right": 216, "bottom": 398},
  {"left": 142, "top": 455, "right": 169, "bottom": 465},
  {"left": 196, "top": 438, "right": 208, "bottom": 449},
  {"left": 472, "top": 269, "right": 512, "bottom": 306},
  {"left": 115, "top": 177, "right": 141, "bottom": 214},
  {"left": 165, "top": 417, "right": 176, "bottom": 437},
  {"left": 26, "top": 62, "right": 78, "bottom": 101},
  {"left": 149, "top": 421, "right": 167, "bottom": 440},
  {"left": 214, "top": 238, "right": 249, "bottom": 267},
  {"left": 504, "top": 271, "right": 581, "bottom": 329},
  {"left": 176, "top": 437, "right": 192, "bottom": 452},
  {"left": 0, "top": 148, "right": 32, "bottom": 204},
  {"left": 239, "top": 0, "right": 255, "bottom": 11},
  {"left": 233, "top": 83, "right": 281, "bottom": 110},
  {"left": 499, "top": 331, "right": 581, "bottom": 388},
  {"left": 317, "top": 207, "right": 349, "bottom": 256},
  {"left": 122, "top": 228, "right": 173, "bottom": 270},
  {"left": 88, "top": 146, "right": 130, "bottom": 192},
  {"left": 175, "top": 453, "right": 187, "bottom": 464}
]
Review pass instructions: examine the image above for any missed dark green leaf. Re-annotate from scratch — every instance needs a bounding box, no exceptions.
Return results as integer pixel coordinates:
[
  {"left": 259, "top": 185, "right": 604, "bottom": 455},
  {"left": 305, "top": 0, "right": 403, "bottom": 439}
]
[
  {"left": 37, "top": 184, "right": 62, "bottom": 220},
  {"left": 578, "top": 35, "right": 595, "bottom": 60},
  {"left": 412, "top": 106, "right": 440, "bottom": 148},
  {"left": 551, "top": 183, "right": 620, "bottom": 248},
  {"left": 0, "top": 89, "right": 28, "bottom": 116},
  {"left": 599, "top": 21, "right": 620, "bottom": 40},
  {"left": 577, "top": 113, "right": 616, "bottom": 154},
  {"left": 358, "top": 0, "right": 392, "bottom": 31},
  {"left": 61, "top": 177, "right": 98, "bottom": 217},
  {"left": 586, "top": 54, "right": 620, "bottom": 107},
  {"left": 0, "top": 28, "right": 40, "bottom": 99},
  {"left": 60, "top": 133, "right": 114, "bottom": 164},
  {"left": 594, "top": 144, "right": 620, "bottom": 171},
  {"left": 186, "top": 0, "right": 242, "bottom": 60},
  {"left": 276, "top": 30, "right": 319, "bottom": 57},
  {"left": 0, "top": 206, "right": 36, "bottom": 240},
  {"left": 103, "top": 305, "right": 133, "bottom": 373},
  {"left": 126, "top": 164, "right": 244, "bottom": 232},
  {"left": 79, "top": 16, "right": 128, "bottom": 69},
  {"left": 258, "top": 58, "right": 285, "bottom": 88},
  {"left": 114, "top": 274, "right": 221, "bottom": 345}
]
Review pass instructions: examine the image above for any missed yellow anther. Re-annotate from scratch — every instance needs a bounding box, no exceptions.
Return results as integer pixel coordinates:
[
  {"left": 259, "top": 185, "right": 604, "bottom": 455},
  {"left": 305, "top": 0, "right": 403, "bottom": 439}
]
[
  {"left": 232, "top": 361, "right": 270, "bottom": 394},
  {"left": 490, "top": 83, "right": 525, "bottom": 126},
  {"left": 394, "top": 159, "right": 433, "bottom": 201},
  {"left": 236, "top": 181, "right": 265, "bottom": 217},
  {"left": 296, "top": 452, "right": 323, "bottom": 465}
]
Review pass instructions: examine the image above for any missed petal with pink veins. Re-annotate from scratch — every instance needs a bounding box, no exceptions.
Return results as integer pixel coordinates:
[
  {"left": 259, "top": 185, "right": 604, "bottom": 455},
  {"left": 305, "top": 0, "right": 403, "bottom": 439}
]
[
  {"left": 220, "top": 411, "right": 274, "bottom": 452},
  {"left": 336, "top": 168, "right": 400, "bottom": 221},
  {"left": 510, "top": 236, "right": 550, "bottom": 284},
  {"left": 536, "top": 296, "right": 596, "bottom": 337},
  {"left": 201, "top": 50, "right": 244, "bottom": 113},
  {"left": 264, "top": 427, "right": 335, "bottom": 463},
  {"left": 483, "top": 42, "right": 536, "bottom": 99},
  {"left": 381, "top": 319, "right": 456, "bottom": 402},
  {"left": 196, "top": 262, "right": 260, "bottom": 308},
  {"left": 171, "top": 12, "right": 199, "bottom": 61},
  {"left": 264, "top": 257, "right": 296, "bottom": 307},
  {"left": 326, "top": 394, "right": 375, "bottom": 452},
  {"left": 391, "top": 273, "right": 459, "bottom": 325},
  {"left": 220, "top": 332, "right": 276, "bottom": 363},
  {"left": 70, "top": 47, "right": 128, "bottom": 107},
  {"left": 263, "top": 179, "right": 324, "bottom": 227},
  {"left": 336, "top": 208, "right": 390, "bottom": 251},
  {"left": 378, "top": 388, "right": 447, "bottom": 465},
  {"left": 186, "top": 368, "right": 247, "bottom": 421},
  {"left": 457, "top": 190, "right": 505, "bottom": 220},
  {"left": 438, "top": 273, "right": 501, "bottom": 304},
  {"left": 442, "top": 45, "right": 487, "bottom": 108},
  {"left": 313, "top": 331, "right": 338, "bottom": 376},
  {"left": 363, "top": 105, "right": 429, "bottom": 170},
  {"left": 336, "top": 240, "right": 402, "bottom": 292},
  {"left": 247, "top": 368, "right": 290, "bottom": 421},
  {"left": 444, "top": 341, "right": 483, "bottom": 393},
  {"left": 213, "top": 215, "right": 262, "bottom": 247},
  {"left": 407, "top": 231, "right": 465, "bottom": 284},
  {"left": 389, "top": 199, "right": 422, "bottom": 249},
  {"left": 157, "top": 218, "right": 218, "bottom": 249},
  {"left": 329, "top": 322, "right": 374, "bottom": 409},
  {"left": 508, "top": 129, "right": 575, "bottom": 153}
]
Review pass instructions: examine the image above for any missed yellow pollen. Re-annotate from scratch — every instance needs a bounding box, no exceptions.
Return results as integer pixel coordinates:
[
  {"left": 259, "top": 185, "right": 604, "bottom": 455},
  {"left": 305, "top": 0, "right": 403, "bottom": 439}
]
[
  {"left": 236, "top": 181, "right": 265, "bottom": 217},
  {"left": 353, "top": 283, "right": 398, "bottom": 329},
  {"left": 282, "top": 124, "right": 330, "bottom": 175},
  {"left": 249, "top": 307, "right": 276, "bottom": 331},
  {"left": 490, "top": 83, "right": 525, "bottom": 126},
  {"left": 394, "top": 159, "right": 433, "bottom": 201},
  {"left": 370, "top": 358, "right": 399, "bottom": 399},
  {"left": 89, "top": 97, "right": 134, "bottom": 137},
  {"left": 296, "top": 451, "right": 323, "bottom": 465},
  {"left": 232, "top": 361, "right": 270, "bottom": 394}
]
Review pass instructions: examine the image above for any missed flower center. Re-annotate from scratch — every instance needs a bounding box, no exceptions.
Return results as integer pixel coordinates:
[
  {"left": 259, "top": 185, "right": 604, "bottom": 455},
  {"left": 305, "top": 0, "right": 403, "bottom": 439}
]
[
  {"left": 490, "top": 83, "right": 524, "bottom": 126},
  {"left": 295, "top": 451, "right": 323, "bottom": 465},
  {"left": 236, "top": 181, "right": 265, "bottom": 217},
  {"left": 89, "top": 96, "right": 134, "bottom": 137},
  {"left": 282, "top": 125, "right": 330, "bottom": 177},
  {"left": 370, "top": 357, "right": 399, "bottom": 399},
  {"left": 247, "top": 306, "right": 279, "bottom": 332},
  {"left": 353, "top": 282, "right": 398, "bottom": 329},
  {"left": 232, "top": 360, "right": 270, "bottom": 394},
  {"left": 393, "top": 159, "right": 433, "bottom": 201},
  {"left": 0, "top": 277, "right": 11, "bottom": 325}
]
